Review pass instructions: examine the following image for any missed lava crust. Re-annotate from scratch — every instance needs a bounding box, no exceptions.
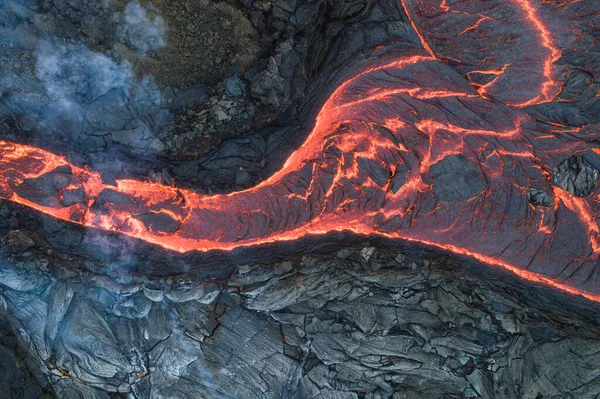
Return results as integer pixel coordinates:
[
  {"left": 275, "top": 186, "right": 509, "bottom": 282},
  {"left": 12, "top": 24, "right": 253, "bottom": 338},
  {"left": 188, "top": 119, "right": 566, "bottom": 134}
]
[{"left": 2, "top": 0, "right": 600, "bottom": 301}]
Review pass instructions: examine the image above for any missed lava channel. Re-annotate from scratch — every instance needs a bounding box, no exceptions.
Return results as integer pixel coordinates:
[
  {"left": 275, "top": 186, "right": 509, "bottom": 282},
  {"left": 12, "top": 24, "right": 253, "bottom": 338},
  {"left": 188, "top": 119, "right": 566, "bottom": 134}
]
[{"left": 1, "top": 0, "right": 600, "bottom": 303}]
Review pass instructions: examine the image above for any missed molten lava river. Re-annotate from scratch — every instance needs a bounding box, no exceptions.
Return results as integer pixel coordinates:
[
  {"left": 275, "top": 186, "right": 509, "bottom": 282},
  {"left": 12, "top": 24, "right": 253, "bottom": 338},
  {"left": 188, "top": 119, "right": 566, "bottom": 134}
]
[{"left": 2, "top": 0, "right": 600, "bottom": 302}]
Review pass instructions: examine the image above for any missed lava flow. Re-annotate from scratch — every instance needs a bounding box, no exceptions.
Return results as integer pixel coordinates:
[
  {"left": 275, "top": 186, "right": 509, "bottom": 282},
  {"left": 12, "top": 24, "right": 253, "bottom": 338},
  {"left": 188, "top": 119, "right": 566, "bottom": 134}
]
[
  {"left": 400, "top": 0, "right": 567, "bottom": 106},
  {"left": 2, "top": 0, "right": 600, "bottom": 302}
]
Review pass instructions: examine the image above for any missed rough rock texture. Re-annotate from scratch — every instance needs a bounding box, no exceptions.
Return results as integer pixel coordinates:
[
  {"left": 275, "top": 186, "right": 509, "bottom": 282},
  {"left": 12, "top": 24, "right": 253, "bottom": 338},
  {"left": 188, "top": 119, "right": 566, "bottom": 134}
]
[
  {"left": 131, "top": 0, "right": 261, "bottom": 88},
  {"left": 5, "top": 50, "right": 600, "bottom": 295},
  {"left": 552, "top": 156, "right": 599, "bottom": 197},
  {"left": 0, "top": 239, "right": 599, "bottom": 398},
  {"left": 1, "top": 0, "right": 600, "bottom": 398},
  {"left": 527, "top": 188, "right": 554, "bottom": 207},
  {"left": 429, "top": 155, "right": 487, "bottom": 202}
]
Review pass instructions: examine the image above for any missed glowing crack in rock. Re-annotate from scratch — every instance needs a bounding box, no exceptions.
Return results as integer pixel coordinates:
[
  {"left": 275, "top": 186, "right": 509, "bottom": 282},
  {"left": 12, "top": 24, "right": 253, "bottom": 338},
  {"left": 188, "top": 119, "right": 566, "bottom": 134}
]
[
  {"left": 1, "top": 0, "right": 600, "bottom": 302},
  {"left": 400, "top": 0, "right": 566, "bottom": 106}
]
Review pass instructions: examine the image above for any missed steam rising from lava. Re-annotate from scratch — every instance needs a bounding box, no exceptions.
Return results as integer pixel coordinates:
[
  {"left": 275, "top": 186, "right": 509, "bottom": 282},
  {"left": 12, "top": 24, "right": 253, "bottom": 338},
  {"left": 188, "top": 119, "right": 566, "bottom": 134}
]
[
  {"left": 2, "top": 0, "right": 600, "bottom": 303},
  {"left": 0, "top": 0, "right": 168, "bottom": 151}
]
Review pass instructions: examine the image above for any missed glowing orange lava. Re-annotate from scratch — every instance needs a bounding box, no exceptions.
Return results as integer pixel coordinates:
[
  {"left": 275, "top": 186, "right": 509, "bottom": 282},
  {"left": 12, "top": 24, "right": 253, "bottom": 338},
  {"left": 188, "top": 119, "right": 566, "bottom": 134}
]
[
  {"left": 399, "top": 0, "right": 437, "bottom": 58},
  {"left": 1, "top": 1, "right": 599, "bottom": 303},
  {"left": 508, "top": 0, "right": 562, "bottom": 106},
  {"left": 400, "top": 0, "right": 563, "bottom": 107}
]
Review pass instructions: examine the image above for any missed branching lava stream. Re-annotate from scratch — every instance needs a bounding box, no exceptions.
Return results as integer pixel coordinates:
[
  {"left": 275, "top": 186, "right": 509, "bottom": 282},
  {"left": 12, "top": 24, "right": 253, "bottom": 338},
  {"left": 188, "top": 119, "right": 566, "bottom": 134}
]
[{"left": 2, "top": 0, "right": 600, "bottom": 302}]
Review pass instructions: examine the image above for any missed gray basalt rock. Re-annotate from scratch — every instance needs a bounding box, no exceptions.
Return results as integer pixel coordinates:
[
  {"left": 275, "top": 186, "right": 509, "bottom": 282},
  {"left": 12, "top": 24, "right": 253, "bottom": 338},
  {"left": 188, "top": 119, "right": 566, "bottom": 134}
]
[
  {"left": 1, "top": 240, "right": 598, "bottom": 398},
  {"left": 430, "top": 154, "right": 487, "bottom": 201},
  {"left": 552, "top": 155, "right": 599, "bottom": 196},
  {"left": 170, "top": 84, "right": 210, "bottom": 111},
  {"left": 251, "top": 57, "right": 288, "bottom": 107},
  {"left": 225, "top": 75, "right": 247, "bottom": 97},
  {"left": 85, "top": 90, "right": 132, "bottom": 132},
  {"left": 527, "top": 187, "right": 554, "bottom": 206}
]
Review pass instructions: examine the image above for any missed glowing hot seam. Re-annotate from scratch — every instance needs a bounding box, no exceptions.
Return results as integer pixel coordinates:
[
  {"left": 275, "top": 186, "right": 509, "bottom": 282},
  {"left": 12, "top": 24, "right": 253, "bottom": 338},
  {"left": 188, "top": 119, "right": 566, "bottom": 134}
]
[{"left": 0, "top": 3, "right": 598, "bottom": 304}]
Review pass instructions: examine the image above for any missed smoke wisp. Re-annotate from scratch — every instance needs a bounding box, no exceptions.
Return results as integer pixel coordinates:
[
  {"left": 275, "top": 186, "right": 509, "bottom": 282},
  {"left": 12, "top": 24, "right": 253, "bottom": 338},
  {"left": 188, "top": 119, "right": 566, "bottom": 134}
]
[{"left": 0, "top": 0, "right": 170, "bottom": 154}]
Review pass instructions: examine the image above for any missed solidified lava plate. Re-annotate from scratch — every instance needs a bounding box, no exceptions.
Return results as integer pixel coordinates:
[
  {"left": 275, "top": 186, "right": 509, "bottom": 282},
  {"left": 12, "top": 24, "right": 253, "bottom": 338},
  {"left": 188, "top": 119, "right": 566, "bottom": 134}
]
[{"left": 1, "top": 0, "right": 600, "bottom": 301}]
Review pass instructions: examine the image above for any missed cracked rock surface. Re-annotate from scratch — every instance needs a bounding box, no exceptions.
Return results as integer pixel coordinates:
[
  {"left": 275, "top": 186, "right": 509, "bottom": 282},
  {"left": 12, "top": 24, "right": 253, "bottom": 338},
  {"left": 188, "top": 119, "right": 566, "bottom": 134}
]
[
  {"left": 0, "top": 238, "right": 599, "bottom": 398},
  {"left": 2, "top": 0, "right": 600, "bottom": 398},
  {"left": 552, "top": 156, "right": 599, "bottom": 197}
]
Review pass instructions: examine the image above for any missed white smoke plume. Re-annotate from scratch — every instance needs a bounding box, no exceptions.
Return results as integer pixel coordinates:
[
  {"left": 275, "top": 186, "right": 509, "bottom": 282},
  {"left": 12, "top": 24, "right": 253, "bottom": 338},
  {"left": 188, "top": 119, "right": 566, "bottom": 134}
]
[
  {"left": 0, "top": 0, "right": 170, "bottom": 152},
  {"left": 117, "top": 0, "right": 167, "bottom": 54}
]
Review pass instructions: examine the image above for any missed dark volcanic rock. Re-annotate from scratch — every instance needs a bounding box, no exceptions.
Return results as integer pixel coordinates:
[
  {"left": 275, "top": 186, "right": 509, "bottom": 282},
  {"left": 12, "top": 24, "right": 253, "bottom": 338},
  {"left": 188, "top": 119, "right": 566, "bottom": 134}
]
[
  {"left": 85, "top": 89, "right": 132, "bottom": 132},
  {"left": 0, "top": 244, "right": 599, "bottom": 398},
  {"left": 2, "top": 230, "right": 35, "bottom": 254},
  {"left": 0, "top": 328, "right": 49, "bottom": 398},
  {"left": 2, "top": 0, "right": 600, "bottom": 398},
  {"left": 99, "top": 188, "right": 134, "bottom": 206},
  {"left": 139, "top": 212, "right": 181, "bottom": 233},
  {"left": 251, "top": 57, "right": 288, "bottom": 107},
  {"left": 169, "top": 84, "right": 210, "bottom": 111},
  {"left": 552, "top": 156, "right": 599, "bottom": 197},
  {"left": 60, "top": 188, "right": 85, "bottom": 207},
  {"left": 10, "top": 166, "right": 72, "bottom": 208},
  {"left": 173, "top": 134, "right": 267, "bottom": 189},
  {"left": 527, "top": 188, "right": 554, "bottom": 206},
  {"left": 358, "top": 157, "right": 391, "bottom": 186},
  {"left": 429, "top": 155, "right": 486, "bottom": 201}
]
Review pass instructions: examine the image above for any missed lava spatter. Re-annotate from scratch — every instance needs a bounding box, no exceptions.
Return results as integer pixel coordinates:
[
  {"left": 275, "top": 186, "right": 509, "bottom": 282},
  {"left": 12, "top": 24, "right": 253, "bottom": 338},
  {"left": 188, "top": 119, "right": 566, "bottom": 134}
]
[{"left": 1, "top": 1, "right": 600, "bottom": 303}]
